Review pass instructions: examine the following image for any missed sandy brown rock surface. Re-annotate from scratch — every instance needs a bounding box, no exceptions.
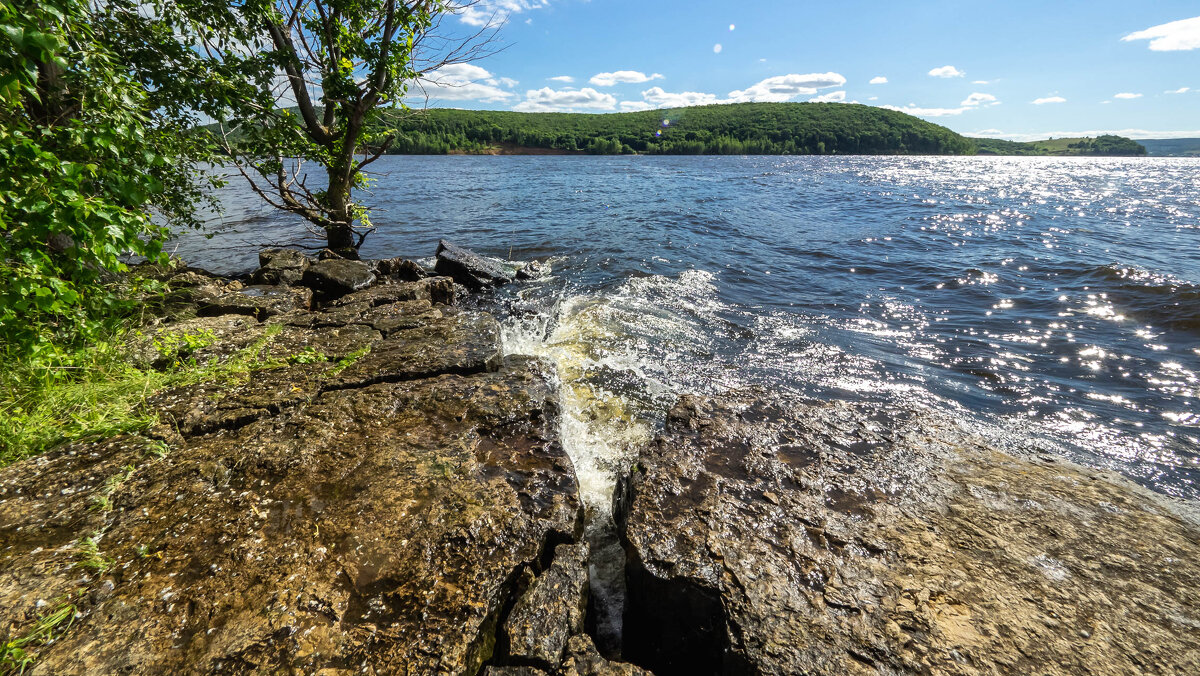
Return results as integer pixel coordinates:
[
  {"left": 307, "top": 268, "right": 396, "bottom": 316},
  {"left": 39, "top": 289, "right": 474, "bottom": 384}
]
[{"left": 616, "top": 395, "right": 1200, "bottom": 675}]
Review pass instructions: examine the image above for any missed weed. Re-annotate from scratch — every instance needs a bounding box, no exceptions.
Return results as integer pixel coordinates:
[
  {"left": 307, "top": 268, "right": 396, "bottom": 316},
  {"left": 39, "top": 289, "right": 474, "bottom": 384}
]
[
  {"left": 286, "top": 347, "right": 327, "bottom": 365},
  {"left": 74, "top": 534, "right": 113, "bottom": 574},
  {"left": 0, "top": 597, "right": 77, "bottom": 674},
  {"left": 327, "top": 345, "right": 371, "bottom": 376}
]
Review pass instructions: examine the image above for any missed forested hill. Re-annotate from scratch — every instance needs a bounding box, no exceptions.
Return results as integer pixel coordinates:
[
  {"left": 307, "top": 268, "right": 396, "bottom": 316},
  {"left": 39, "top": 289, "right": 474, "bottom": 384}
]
[
  {"left": 971, "top": 135, "right": 1147, "bottom": 156},
  {"left": 379, "top": 103, "right": 976, "bottom": 155}
]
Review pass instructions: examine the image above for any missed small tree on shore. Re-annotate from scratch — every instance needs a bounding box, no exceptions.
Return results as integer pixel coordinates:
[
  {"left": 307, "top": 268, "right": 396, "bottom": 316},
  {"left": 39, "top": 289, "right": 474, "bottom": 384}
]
[{"left": 193, "top": 0, "right": 498, "bottom": 258}]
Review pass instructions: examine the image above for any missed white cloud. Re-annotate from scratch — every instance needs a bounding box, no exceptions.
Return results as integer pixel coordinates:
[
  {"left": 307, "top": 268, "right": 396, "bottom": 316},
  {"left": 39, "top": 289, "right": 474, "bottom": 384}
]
[
  {"left": 498, "top": 77, "right": 519, "bottom": 88},
  {"left": 456, "top": 0, "right": 551, "bottom": 27},
  {"left": 869, "top": 76, "right": 888, "bottom": 85},
  {"left": 882, "top": 104, "right": 967, "bottom": 117},
  {"left": 417, "top": 64, "right": 515, "bottom": 102},
  {"left": 1032, "top": 96, "right": 1067, "bottom": 105},
  {"left": 961, "top": 92, "right": 998, "bottom": 106},
  {"left": 619, "top": 100, "right": 654, "bottom": 112},
  {"left": 713, "top": 43, "right": 723, "bottom": 54},
  {"left": 971, "top": 128, "right": 1200, "bottom": 141},
  {"left": 548, "top": 75, "right": 574, "bottom": 84},
  {"left": 928, "top": 65, "right": 964, "bottom": 78},
  {"left": 1122, "top": 16, "right": 1200, "bottom": 51},
  {"left": 1114, "top": 92, "right": 1142, "bottom": 99},
  {"left": 513, "top": 87, "right": 616, "bottom": 112},
  {"left": 1166, "top": 86, "right": 1191, "bottom": 94},
  {"left": 640, "top": 86, "right": 720, "bottom": 108},
  {"left": 868, "top": 96, "right": 878, "bottom": 101},
  {"left": 589, "top": 70, "right": 664, "bottom": 87},
  {"left": 810, "top": 90, "right": 847, "bottom": 103},
  {"left": 728, "top": 72, "right": 846, "bottom": 102},
  {"left": 972, "top": 80, "right": 990, "bottom": 85}
]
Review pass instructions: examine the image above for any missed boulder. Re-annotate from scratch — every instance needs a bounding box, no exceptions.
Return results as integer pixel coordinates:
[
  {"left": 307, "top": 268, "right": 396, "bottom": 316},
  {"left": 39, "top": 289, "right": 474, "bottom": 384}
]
[
  {"left": 502, "top": 543, "right": 590, "bottom": 668},
  {"left": 199, "top": 284, "right": 313, "bottom": 320},
  {"left": 301, "top": 258, "right": 376, "bottom": 301},
  {"left": 559, "top": 634, "right": 654, "bottom": 676},
  {"left": 123, "top": 314, "right": 266, "bottom": 369},
  {"left": 372, "top": 257, "right": 427, "bottom": 282},
  {"left": 435, "top": 240, "right": 512, "bottom": 290},
  {"left": 616, "top": 395, "right": 1200, "bottom": 675},
  {"left": 0, "top": 363, "right": 583, "bottom": 675},
  {"left": 251, "top": 248, "right": 311, "bottom": 286},
  {"left": 516, "top": 259, "right": 550, "bottom": 281}
]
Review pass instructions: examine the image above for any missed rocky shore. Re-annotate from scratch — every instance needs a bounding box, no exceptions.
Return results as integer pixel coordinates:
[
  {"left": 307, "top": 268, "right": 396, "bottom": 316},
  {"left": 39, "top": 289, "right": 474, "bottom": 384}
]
[{"left": 2, "top": 245, "right": 1199, "bottom": 674}]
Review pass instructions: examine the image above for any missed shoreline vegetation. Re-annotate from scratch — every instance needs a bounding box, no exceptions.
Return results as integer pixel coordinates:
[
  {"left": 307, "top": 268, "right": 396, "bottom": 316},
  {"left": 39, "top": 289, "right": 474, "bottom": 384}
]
[{"left": 366, "top": 102, "right": 1149, "bottom": 157}]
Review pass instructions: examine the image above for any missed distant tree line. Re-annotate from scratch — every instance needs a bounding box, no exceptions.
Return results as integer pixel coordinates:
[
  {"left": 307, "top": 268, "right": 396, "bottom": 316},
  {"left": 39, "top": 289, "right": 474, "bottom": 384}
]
[
  {"left": 972, "top": 135, "right": 1147, "bottom": 156},
  {"left": 378, "top": 103, "right": 978, "bottom": 156}
]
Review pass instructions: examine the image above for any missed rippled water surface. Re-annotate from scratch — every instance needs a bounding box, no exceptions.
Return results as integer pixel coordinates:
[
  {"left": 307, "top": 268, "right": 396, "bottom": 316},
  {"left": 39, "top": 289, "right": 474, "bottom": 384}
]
[{"left": 177, "top": 156, "right": 1200, "bottom": 501}]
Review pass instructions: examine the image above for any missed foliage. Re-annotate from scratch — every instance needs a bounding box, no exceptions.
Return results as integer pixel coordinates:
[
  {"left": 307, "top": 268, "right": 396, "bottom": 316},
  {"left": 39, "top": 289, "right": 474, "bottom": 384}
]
[
  {"left": 972, "top": 135, "right": 1147, "bottom": 156},
  {"left": 191, "top": 0, "right": 453, "bottom": 256},
  {"left": 377, "top": 102, "right": 978, "bottom": 156},
  {"left": 1137, "top": 138, "right": 1200, "bottom": 157},
  {"left": 0, "top": 597, "right": 77, "bottom": 674},
  {"left": 0, "top": 0, "right": 218, "bottom": 354}
]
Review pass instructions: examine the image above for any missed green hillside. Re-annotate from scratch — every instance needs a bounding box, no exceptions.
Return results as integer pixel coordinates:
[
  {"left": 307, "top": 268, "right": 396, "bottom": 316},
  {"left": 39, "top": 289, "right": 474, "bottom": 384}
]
[
  {"left": 379, "top": 103, "right": 976, "bottom": 155},
  {"left": 971, "top": 135, "right": 1147, "bottom": 156},
  {"left": 1138, "top": 138, "right": 1200, "bottom": 157}
]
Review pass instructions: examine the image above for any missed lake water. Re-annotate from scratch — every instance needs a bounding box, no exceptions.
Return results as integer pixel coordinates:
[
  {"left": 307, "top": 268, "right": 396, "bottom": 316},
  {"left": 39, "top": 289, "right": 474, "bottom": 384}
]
[{"left": 176, "top": 155, "right": 1200, "bottom": 504}]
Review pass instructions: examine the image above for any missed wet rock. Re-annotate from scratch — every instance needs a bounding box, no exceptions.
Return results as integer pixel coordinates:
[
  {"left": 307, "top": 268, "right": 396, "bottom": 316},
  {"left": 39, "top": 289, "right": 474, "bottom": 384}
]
[
  {"left": 330, "top": 311, "right": 503, "bottom": 388},
  {"left": 435, "top": 240, "right": 512, "bottom": 290},
  {"left": 560, "top": 634, "right": 653, "bottom": 676},
  {"left": 516, "top": 259, "right": 550, "bottom": 281},
  {"left": 373, "top": 257, "right": 427, "bottom": 282},
  {"left": 616, "top": 395, "right": 1200, "bottom": 675},
  {"left": 250, "top": 248, "right": 311, "bottom": 286},
  {"left": 301, "top": 258, "right": 376, "bottom": 301},
  {"left": 266, "top": 323, "right": 381, "bottom": 363},
  {"left": 483, "top": 667, "right": 550, "bottom": 676},
  {"left": 327, "top": 277, "right": 454, "bottom": 309},
  {"left": 502, "top": 543, "right": 590, "bottom": 668},
  {"left": 200, "top": 284, "right": 313, "bottom": 319},
  {"left": 0, "top": 364, "right": 583, "bottom": 674},
  {"left": 123, "top": 315, "right": 266, "bottom": 369}
]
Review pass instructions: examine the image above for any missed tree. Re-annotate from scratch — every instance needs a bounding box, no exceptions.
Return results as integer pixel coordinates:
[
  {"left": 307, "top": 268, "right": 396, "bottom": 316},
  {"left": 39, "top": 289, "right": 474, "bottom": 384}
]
[
  {"left": 193, "top": 0, "right": 497, "bottom": 258},
  {"left": 0, "top": 0, "right": 216, "bottom": 350}
]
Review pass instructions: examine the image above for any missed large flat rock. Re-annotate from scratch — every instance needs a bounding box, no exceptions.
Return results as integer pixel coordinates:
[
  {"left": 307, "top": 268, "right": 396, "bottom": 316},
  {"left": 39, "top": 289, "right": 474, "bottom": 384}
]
[
  {"left": 616, "top": 395, "right": 1200, "bottom": 675},
  {"left": 0, "top": 363, "right": 582, "bottom": 674}
]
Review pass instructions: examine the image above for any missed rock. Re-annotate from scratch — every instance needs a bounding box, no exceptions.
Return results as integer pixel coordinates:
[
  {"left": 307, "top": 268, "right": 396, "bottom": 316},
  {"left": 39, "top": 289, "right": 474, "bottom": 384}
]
[
  {"left": 373, "top": 257, "right": 427, "bottom": 282},
  {"left": 435, "top": 240, "right": 512, "bottom": 290},
  {"left": 301, "top": 259, "right": 376, "bottom": 301},
  {"left": 502, "top": 543, "right": 590, "bottom": 668},
  {"left": 326, "top": 278, "right": 453, "bottom": 309},
  {"left": 560, "top": 634, "right": 654, "bottom": 676},
  {"left": 330, "top": 311, "right": 503, "bottom": 388},
  {"left": 615, "top": 395, "right": 1200, "bottom": 675},
  {"left": 516, "top": 259, "right": 549, "bottom": 281},
  {"left": 124, "top": 315, "right": 267, "bottom": 369},
  {"left": 251, "top": 248, "right": 311, "bottom": 286},
  {"left": 483, "top": 667, "right": 550, "bottom": 676},
  {"left": 0, "top": 363, "right": 583, "bottom": 674},
  {"left": 200, "top": 284, "right": 313, "bottom": 319}
]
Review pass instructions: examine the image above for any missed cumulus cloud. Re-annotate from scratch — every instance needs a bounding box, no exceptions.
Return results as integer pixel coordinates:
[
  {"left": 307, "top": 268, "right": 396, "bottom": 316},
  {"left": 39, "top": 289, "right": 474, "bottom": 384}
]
[
  {"left": 619, "top": 100, "right": 654, "bottom": 112},
  {"left": 810, "top": 90, "right": 847, "bottom": 103},
  {"left": 727, "top": 72, "right": 846, "bottom": 102},
  {"left": 417, "top": 63, "right": 515, "bottom": 102},
  {"left": 548, "top": 75, "right": 574, "bottom": 83},
  {"left": 1032, "top": 96, "right": 1067, "bottom": 105},
  {"left": 456, "top": 0, "right": 551, "bottom": 27},
  {"left": 589, "top": 70, "right": 664, "bottom": 87},
  {"left": 640, "top": 86, "right": 720, "bottom": 108},
  {"left": 513, "top": 87, "right": 616, "bottom": 112},
  {"left": 1114, "top": 92, "right": 1143, "bottom": 99},
  {"left": 961, "top": 92, "right": 998, "bottom": 106},
  {"left": 1166, "top": 86, "right": 1191, "bottom": 94},
  {"left": 928, "top": 65, "right": 964, "bottom": 78},
  {"left": 1122, "top": 16, "right": 1200, "bottom": 51},
  {"left": 869, "top": 76, "right": 888, "bottom": 85},
  {"left": 882, "top": 104, "right": 968, "bottom": 117}
]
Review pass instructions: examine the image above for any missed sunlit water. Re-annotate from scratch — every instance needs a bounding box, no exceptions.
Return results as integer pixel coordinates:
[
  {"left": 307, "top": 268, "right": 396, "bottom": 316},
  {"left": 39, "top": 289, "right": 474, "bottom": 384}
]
[{"left": 175, "top": 156, "right": 1200, "bottom": 508}]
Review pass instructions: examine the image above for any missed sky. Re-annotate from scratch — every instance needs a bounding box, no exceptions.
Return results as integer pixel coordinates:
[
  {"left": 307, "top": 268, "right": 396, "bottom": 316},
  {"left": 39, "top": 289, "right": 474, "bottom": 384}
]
[{"left": 412, "top": 1, "right": 1200, "bottom": 140}]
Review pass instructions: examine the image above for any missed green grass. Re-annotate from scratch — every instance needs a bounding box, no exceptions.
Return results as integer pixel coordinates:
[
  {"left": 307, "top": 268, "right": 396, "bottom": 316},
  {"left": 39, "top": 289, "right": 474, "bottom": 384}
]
[
  {"left": 0, "top": 320, "right": 292, "bottom": 468},
  {"left": 0, "top": 598, "right": 77, "bottom": 675}
]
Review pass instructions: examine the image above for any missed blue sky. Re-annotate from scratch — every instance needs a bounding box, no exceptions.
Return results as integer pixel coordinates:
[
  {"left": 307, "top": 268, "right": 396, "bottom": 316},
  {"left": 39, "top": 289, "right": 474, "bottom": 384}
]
[{"left": 414, "top": 1, "right": 1200, "bottom": 140}]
